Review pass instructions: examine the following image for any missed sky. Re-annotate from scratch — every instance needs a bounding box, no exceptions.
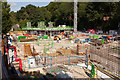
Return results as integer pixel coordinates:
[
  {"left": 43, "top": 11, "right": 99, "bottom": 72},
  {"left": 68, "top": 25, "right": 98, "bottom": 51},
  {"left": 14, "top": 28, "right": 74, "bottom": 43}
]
[
  {"left": 7, "top": 0, "right": 54, "bottom": 12},
  {"left": 8, "top": 0, "right": 119, "bottom": 12}
]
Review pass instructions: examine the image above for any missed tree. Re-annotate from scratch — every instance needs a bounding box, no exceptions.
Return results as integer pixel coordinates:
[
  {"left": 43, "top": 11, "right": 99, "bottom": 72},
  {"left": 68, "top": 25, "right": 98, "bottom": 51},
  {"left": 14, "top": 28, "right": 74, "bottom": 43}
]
[
  {"left": 10, "top": 2, "right": 120, "bottom": 31},
  {"left": 46, "top": 2, "right": 74, "bottom": 26},
  {"left": 2, "top": 2, "right": 12, "bottom": 34},
  {"left": 19, "top": 19, "right": 29, "bottom": 28},
  {"left": 10, "top": 11, "right": 17, "bottom": 25}
]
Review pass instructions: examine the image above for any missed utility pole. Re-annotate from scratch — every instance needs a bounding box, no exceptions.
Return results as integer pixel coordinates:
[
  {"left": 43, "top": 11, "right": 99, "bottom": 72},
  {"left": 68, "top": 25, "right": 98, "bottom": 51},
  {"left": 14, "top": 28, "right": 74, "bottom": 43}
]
[
  {"left": 74, "top": 0, "right": 77, "bottom": 32},
  {"left": 0, "top": 1, "right": 2, "bottom": 79}
]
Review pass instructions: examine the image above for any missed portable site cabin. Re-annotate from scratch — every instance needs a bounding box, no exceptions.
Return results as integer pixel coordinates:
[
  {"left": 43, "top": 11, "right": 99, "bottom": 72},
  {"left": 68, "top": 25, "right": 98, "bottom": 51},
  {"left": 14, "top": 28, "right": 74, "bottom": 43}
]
[{"left": 109, "top": 30, "right": 118, "bottom": 36}]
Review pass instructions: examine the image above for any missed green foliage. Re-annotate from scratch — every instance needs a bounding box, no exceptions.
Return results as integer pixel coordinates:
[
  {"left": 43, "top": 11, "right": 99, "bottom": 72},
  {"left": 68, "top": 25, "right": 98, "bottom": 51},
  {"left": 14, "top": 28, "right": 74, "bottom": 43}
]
[
  {"left": 2, "top": 2, "right": 12, "bottom": 34},
  {"left": 10, "top": 11, "right": 17, "bottom": 25},
  {"left": 77, "top": 2, "right": 120, "bottom": 31},
  {"left": 47, "top": 2, "right": 74, "bottom": 26},
  {"left": 16, "top": 28, "right": 22, "bottom": 31},
  {"left": 19, "top": 19, "right": 29, "bottom": 27},
  {"left": 9, "top": 2, "right": 120, "bottom": 32}
]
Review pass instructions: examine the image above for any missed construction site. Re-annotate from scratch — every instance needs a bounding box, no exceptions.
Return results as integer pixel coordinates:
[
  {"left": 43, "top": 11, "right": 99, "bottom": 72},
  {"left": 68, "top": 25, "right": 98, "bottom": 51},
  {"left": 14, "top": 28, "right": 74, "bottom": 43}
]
[
  {"left": 1, "top": 25, "right": 120, "bottom": 79},
  {"left": 1, "top": 1, "right": 120, "bottom": 80}
]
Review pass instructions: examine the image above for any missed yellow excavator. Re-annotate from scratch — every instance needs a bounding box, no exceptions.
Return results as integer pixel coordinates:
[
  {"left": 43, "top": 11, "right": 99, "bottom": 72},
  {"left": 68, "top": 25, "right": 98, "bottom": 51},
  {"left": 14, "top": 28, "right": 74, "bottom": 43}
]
[{"left": 54, "top": 35, "right": 61, "bottom": 40}]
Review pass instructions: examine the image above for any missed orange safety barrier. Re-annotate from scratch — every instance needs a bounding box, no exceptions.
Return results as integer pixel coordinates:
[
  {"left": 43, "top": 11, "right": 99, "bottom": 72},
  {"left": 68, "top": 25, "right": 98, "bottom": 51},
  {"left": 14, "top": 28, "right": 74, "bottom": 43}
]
[
  {"left": 24, "top": 34, "right": 29, "bottom": 36},
  {"left": 80, "top": 52, "right": 86, "bottom": 55},
  {"left": 67, "top": 35, "right": 69, "bottom": 37},
  {"left": 80, "top": 53, "right": 83, "bottom": 55},
  {"left": 106, "top": 35, "right": 113, "bottom": 39},
  {"left": 81, "top": 34, "right": 85, "bottom": 36},
  {"left": 62, "top": 32, "right": 65, "bottom": 35}
]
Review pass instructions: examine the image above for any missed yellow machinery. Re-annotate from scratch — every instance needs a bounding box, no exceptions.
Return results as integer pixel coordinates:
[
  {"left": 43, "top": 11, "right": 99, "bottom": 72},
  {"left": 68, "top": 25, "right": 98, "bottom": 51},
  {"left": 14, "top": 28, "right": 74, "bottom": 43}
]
[{"left": 54, "top": 35, "right": 61, "bottom": 40}]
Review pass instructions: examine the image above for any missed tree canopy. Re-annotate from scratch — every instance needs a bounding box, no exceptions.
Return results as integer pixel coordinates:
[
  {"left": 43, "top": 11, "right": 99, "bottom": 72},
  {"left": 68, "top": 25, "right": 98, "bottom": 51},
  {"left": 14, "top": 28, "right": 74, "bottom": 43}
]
[
  {"left": 2, "top": 2, "right": 120, "bottom": 33},
  {"left": 2, "top": 2, "right": 12, "bottom": 34}
]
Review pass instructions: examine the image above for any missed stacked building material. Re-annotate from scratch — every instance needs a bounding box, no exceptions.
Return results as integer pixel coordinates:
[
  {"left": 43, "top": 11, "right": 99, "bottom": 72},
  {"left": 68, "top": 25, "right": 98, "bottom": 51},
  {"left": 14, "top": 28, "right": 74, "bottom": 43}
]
[
  {"left": 20, "top": 38, "right": 37, "bottom": 42},
  {"left": 24, "top": 44, "right": 33, "bottom": 56},
  {"left": 17, "top": 36, "right": 26, "bottom": 41}
]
